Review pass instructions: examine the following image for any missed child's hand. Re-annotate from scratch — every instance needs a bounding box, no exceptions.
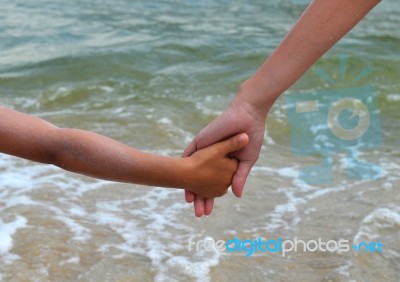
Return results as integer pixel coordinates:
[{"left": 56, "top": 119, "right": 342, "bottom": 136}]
[{"left": 183, "top": 133, "right": 249, "bottom": 198}]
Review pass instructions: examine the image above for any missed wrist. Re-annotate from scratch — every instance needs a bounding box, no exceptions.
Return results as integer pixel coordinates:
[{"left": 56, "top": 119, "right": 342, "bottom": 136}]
[
  {"left": 176, "top": 157, "right": 195, "bottom": 191},
  {"left": 232, "top": 79, "right": 273, "bottom": 120}
]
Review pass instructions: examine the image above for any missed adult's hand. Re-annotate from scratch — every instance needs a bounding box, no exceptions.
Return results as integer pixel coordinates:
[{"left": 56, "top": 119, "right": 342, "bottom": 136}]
[
  {"left": 182, "top": 91, "right": 268, "bottom": 217},
  {"left": 183, "top": 0, "right": 380, "bottom": 217}
]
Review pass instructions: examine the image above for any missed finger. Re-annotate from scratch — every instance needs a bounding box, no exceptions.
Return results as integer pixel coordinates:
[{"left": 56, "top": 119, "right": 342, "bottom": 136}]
[
  {"left": 185, "top": 190, "right": 195, "bottom": 203},
  {"left": 194, "top": 196, "right": 204, "bottom": 217},
  {"left": 182, "top": 139, "right": 197, "bottom": 157},
  {"left": 231, "top": 161, "right": 253, "bottom": 198},
  {"left": 203, "top": 198, "right": 214, "bottom": 216},
  {"left": 218, "top": 133, "right": 249, "bottom": 155}
]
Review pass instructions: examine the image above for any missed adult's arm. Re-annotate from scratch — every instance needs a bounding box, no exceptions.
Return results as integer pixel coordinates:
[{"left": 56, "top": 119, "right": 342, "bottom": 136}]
[{"left": 183, "top": 0, "right": 381, "bottom": 216}]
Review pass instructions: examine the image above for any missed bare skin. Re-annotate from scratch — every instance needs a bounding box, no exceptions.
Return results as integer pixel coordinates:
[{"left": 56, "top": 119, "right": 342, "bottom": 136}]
[
  {"left": 184, "top": 0, "right": 382, "bottom": 216},
  {"left": 0, "top": 106, "right": 249, "bottom": 199}
]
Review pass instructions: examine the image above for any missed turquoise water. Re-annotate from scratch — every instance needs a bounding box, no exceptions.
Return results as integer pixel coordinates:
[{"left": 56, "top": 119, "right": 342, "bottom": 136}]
[{"left": 1, "top": 0, "right": 399, "bottom": 281}]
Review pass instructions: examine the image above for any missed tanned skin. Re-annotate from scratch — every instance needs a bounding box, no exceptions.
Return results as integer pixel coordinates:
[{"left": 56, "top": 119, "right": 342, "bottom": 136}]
[{"left": 0, "top": 106, "right": 248, "bottom": 199}]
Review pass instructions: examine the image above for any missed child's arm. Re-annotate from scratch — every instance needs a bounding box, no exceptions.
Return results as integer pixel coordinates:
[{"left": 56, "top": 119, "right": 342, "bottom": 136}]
[{"left": 0, "top": 106, "right": 248, "bottom": 198}]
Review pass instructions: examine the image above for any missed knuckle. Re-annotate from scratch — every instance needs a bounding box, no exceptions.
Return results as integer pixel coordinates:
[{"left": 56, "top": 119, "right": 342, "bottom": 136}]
[{"left": 229, "top": 137, "right": 238, "bottom": 150}]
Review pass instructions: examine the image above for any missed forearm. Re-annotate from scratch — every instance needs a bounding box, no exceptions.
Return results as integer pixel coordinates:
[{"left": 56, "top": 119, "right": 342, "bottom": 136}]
[
  {"left": 55, "top": 129, "right": 247, "bottom": 198},
  {"left": 238, "top": 0, "right": 380, "bottom": 112},
  {"left": 0, "top": 107, "right": 187, "bottom": 188},
  {"left": 53, "top": 128, "right": 187, "bottom": 188}
]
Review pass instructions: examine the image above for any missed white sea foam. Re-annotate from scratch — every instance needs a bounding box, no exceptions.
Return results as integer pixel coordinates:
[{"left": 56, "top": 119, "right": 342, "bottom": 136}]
[
  {"left": 251, "top": 165, "right": 298, "bottom": 179},
  {"left": 354, "top": 205, "right": 400, "bottom": 243},
  {"left": 0, "top": 216, "right": 27, "bottom": 255},
  {"left": 154, "top": 249, "right": 220, "bottom": 282},
  {"left": 156, "top": 117, "right": 194, "bottom": 146},
  {"left": 1, "top": 132, "right": 399, "bottom": 280},
  {"left": 60, "top": 256, "right": 80, "bottom": 266},
  {"left": 336, "top": 261, "right": 353, "bottom": 277},
  {"left": 386, "top": 94, "right": 400, "bottom": 102},
  {"left": 194, "top": 96, "right": 224, "bottom": 116},
  {"left": 1, "top": 152, "right": 221, "bottom": 280},
  {"left": 94, "top": 189, "right": 220, "bottom": 282}
]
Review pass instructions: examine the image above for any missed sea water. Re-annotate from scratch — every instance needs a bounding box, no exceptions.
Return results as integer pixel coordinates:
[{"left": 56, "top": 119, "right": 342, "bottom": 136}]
[{"left": 0, "top": 0, "right": 399, "bottom": 281}]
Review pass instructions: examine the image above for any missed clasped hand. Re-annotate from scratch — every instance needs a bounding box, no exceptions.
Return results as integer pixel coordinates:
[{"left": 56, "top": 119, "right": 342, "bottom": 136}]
[{"left": 182, "top": 93, "right": 268, "bottom": 217}]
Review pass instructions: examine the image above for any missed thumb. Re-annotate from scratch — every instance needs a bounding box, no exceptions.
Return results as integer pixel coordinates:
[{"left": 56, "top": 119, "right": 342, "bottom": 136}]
[
  {"left": 182, "top": 139, "right": 197, "bottom": 157},
  {"left": 219, "top": 133, "right": 249, "bottom": 155}
]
